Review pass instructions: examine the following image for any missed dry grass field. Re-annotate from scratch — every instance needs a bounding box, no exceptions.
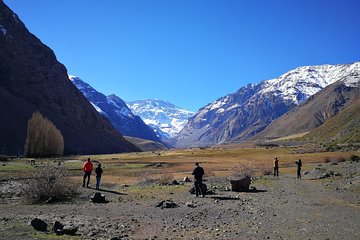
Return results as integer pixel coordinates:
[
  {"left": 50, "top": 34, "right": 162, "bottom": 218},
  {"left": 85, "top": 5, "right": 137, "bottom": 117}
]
[
  {"left": 56, "top": 146, "right": 355, "bottom": 185},
  {"left": 1, "top": 146, "right": 359, "bottom": 239}
]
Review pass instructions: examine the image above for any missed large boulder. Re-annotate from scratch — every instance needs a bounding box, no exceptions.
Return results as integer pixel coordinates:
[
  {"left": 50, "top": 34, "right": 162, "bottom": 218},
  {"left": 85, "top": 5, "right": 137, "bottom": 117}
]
[
  {"left": 230, "top": 176, "right": 251, "bottom": 192},
  {"left": 62, "top": 225, "right": 78, "bottom": 235},
  {"left": 30, "top": 218, "right": 47, "bottom": 231},
  {"left": 90, "top": 192, "right": 108, "bottom": 203}
]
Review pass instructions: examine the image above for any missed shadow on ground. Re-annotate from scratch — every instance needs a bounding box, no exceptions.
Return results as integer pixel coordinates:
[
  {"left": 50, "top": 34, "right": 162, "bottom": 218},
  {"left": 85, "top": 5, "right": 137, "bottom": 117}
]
[{"left": 86, "top": 187, "right": 127, "bottom": 195}]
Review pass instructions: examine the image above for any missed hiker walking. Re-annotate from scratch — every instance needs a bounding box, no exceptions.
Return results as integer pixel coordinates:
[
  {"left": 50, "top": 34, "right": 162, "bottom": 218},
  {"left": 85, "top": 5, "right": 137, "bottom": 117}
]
[
  {"left": 82, "top": 158, "right": 93, "bottom": 187},
  {"left": 273, "top": 157, "right": 279, "bottom": 177},
  {"left": 295, "top": 159, "right": 302, "bottom": 179},
  {"left": 192, "top": 162, "right": 205, "bottom": 197},
  {"left": 95, "top": 163, "right": 103, "bottom": 190}
]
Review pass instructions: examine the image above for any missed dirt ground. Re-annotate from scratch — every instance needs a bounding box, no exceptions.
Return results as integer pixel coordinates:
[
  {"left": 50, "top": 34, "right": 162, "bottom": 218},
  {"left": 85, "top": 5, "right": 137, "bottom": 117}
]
[{"left": 0, "top": 157, "right": 359, "bottom": 240}]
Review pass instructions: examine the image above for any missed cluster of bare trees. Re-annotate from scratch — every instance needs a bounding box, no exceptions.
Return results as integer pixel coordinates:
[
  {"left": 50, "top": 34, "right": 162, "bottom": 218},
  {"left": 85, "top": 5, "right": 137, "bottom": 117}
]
[{"left": 25, "top": 112, "right": 64, "bottom": 157}]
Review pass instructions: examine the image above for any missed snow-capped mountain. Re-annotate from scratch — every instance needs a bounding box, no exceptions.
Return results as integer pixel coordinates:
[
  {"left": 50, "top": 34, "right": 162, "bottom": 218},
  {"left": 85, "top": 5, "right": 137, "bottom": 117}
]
[
  {"left": 255, "top": 72, "right": 360, "bottom": 140},
  {"left": 69, "top": 76, "right": 161, "bottom": 143},
  {"left": 175, "top": 62, "right": 360, "bottom": 147},
  {"left": 127, "top": 99, "right": 195, "bottom": 139}
]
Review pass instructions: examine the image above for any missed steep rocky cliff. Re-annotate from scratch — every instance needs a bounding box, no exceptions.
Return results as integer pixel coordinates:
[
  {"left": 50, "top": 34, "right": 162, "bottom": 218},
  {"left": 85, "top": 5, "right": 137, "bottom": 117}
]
[{"left": 0, "top": 2, "right": 140, "bottom": 155}]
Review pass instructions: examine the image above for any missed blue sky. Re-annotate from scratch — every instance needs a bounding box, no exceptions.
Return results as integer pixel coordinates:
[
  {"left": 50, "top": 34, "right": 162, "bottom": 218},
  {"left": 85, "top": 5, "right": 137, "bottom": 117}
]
[{"left": 5, "top": 0, "right": 360, "bottom": 111}]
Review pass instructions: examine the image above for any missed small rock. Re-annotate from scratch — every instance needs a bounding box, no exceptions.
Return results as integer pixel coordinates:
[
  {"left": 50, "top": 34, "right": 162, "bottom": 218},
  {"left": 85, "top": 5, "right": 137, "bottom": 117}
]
[
  {"left": 183, "top": 176, "right": 192, "bottom": 182},
  {"left": 52, "top": 221, "right": 64, "bottom": 234},
  {"left": 31, "top": 218, "right": 47, "bottom": 231},
  {"left": 63, "top": 225, "right": 78, "bottom": 235},
  {"left": 156, "top": 200, "right": 177, "bottom": 208},
  {"left": 186, "top": 201, "right": 196, "bottom": 208},
  {"left": 45, "top": 197, "right": 58, "bottom": 204}
]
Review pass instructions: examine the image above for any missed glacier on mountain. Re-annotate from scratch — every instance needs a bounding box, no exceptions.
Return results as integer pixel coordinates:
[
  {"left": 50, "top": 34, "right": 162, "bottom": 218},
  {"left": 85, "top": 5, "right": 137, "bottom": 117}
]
[{"left": 127, "top": 99, "right": 195, "bottom": 139}]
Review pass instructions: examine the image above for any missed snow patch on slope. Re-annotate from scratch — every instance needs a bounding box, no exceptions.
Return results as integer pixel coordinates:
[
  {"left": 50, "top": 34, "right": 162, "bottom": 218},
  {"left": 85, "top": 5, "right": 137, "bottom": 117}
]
[
  {"left": 258, "top": 64, "right": 356, "bottom": 104},
  {"left": 0, "top": 25, "right": 7, "bottom": 35},
  {"left": 127, "top": 99, "right": 194, "bottom": 138}
]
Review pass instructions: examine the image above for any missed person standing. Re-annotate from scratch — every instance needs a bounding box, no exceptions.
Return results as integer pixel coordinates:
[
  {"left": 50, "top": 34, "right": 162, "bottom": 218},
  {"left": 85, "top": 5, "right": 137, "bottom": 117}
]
[
  {"left": 95, "top": 163, "right": 103, "bottom": 190},
  {"left": 192, "top": 162, "right": 205, "bottom": 197},
  {"left": 273, "top": 157, "right": 279, "bottom": 177},
  {"left": 82, "top": 158, "right": 93, "bottom": 187},
  {"left": 295, "top": 159, "right": 302, "bottom": 179}
]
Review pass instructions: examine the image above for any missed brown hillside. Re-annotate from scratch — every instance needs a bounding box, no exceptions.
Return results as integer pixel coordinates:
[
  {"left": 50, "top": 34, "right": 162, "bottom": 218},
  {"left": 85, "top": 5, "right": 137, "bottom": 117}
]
[
  {"left": 301, "top": 98, "right": 360, "bottom": 144},
  {"left": 254, "top": 79, "right": 360, "bottom": 140},
  {"left": 124, "top": 136, "right": 168, "bottom": 152}
]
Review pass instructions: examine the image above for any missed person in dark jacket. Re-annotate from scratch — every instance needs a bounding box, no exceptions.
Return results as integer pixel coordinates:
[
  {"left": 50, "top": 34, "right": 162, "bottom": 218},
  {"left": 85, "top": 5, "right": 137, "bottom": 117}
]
[
  {"left": 273, "top": 157, "right": 279, "bottom": 177},
  {"left": 82, "top": 158, "right": 93, "bottom": 187},
  {"left": 95, "top": 163, "right": 103, "bottom": 190},
  {"left": 295, "top": 159, "right": 302, "bottom": 179},
  {"left": 192, "top": 162, "right": 205, "bottom": 197}
]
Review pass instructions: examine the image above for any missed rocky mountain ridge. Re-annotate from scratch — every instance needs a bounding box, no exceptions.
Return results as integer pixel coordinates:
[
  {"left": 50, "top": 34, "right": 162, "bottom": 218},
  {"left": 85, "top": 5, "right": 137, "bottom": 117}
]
[
  {"left": 69, "top": 76, "right": 161, "bottom": 143},
  {"left": 175, "top": 62, "right": 360, "bottom": 148}
]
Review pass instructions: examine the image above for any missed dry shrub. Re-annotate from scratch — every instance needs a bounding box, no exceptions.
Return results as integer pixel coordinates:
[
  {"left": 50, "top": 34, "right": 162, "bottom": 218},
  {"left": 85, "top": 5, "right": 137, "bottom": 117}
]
[
  {"left": 348, "top": 155, "right": 360, "bottom": 162},
  {"left": 322, "top": 157, "right": 331, "bottom": 163},
  {"left": 323, "top": 156, "right": 346, "bottom": 164},
  {"left": 157, "top": 172, "right": 174, "bottom": 185},
  {"left": 261, "top": 168, "right": 273, "bottom": 176},
  {"left": 332, "top": 156, "right": 346, "bottom": 163},
  {"left": 232, "top": 161, "right": 256, "bottom": 178},
  {"left": 137, "top": 170, "right": 175, "bottom": 185},
  {"left": 0, "top": 155, "right": 9, "bottom": 162},
  {"left": 137, "top": 170, "right": 159, "bottom": 184},
  {"left": 204, "top": 169, "right": 215, "bottom": 178},
  {"left": 22, "top": 165, "right": 77, "bottom": 203}
]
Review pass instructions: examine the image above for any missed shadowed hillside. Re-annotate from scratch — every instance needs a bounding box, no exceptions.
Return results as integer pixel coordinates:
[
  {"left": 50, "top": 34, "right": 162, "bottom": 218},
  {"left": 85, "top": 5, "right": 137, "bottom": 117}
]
[{"left": 0, "top": 2, "right": 140, "bottom": 155}]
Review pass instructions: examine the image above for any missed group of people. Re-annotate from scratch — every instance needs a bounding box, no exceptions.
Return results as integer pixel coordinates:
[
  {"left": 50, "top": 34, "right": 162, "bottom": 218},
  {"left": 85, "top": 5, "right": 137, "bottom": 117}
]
[
  {"left": 82, "top": 158, "right": 206, "bottom": 197},
  {"left": 82, "top": 156, "right": 302, "bottom": 192},
  {"left": 274, "top": 157, "right": 302, "bottom": 179},
  {"left": 82, "top": 158, "right": 103, "bottom": 190}
]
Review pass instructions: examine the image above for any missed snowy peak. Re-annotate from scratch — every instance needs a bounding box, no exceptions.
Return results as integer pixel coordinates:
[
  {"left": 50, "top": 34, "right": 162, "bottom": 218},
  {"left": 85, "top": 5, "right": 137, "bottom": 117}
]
[
  {"left": 127, "top": 99, "right": 195, "bottom": 139},
  {"left": 69, "top": 75, "right": 97, "bottom": 98},
  {"left": 259, "top": 62, "right": 360, "bottom": 104},
  {"left": 69, "top": 75, "right": 161, "bottom": 143},
  {"left": 69, "top": 75, "right": 134, "bottom": 118},
  {"left": 176, "top": 62, "right": 360, "bottom": 147},
  {"left": 203, "top": 62, "right": 360, "bottom": 115}
]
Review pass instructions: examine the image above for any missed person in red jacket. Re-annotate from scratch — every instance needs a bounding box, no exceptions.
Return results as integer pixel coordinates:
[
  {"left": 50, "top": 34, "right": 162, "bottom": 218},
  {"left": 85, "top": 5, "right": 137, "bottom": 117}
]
[{"left": 82, "top": 158, "right": 93, "bottom": 187}]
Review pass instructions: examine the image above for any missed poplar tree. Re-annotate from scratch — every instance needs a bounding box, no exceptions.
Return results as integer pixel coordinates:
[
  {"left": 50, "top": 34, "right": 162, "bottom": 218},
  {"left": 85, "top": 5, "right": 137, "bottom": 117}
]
[{"left": 25, "top": 112, "right": 64, "bottom": 157}]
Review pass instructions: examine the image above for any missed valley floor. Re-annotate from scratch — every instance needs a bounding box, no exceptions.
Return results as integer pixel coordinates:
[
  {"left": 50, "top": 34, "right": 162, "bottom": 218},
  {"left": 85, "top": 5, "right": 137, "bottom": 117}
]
[{"left": 0, "top": 161, "right": 359, "bottom": 240}]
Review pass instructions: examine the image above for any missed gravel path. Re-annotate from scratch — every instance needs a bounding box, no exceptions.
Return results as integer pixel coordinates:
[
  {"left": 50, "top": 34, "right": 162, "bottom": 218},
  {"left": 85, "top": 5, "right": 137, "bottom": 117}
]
[{"left": 1, "top": 162, "right": 359, "bottom": 239}]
